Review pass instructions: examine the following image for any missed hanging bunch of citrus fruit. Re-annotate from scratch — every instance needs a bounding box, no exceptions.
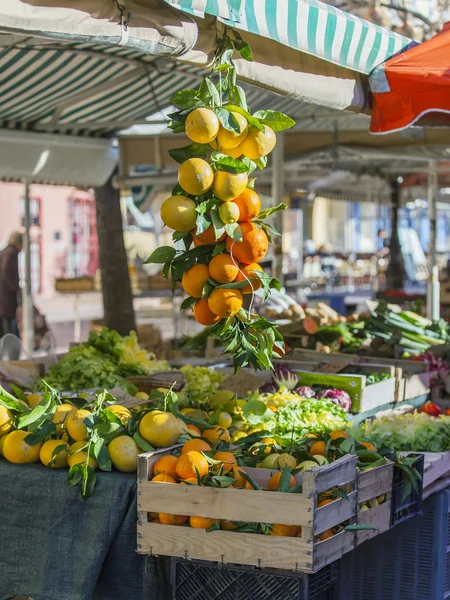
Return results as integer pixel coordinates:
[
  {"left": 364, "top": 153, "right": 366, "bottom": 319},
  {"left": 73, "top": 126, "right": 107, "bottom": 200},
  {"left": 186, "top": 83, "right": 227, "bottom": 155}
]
[{"left": 147, "top": 33, "right": 295, "bottom": 371}]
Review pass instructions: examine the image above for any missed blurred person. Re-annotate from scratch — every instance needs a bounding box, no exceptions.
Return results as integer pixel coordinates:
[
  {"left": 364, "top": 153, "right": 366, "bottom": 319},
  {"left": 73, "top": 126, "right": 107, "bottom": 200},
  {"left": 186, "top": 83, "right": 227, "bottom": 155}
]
[{"left": 0, "top": 231, "right": 23, "bottom": 339}]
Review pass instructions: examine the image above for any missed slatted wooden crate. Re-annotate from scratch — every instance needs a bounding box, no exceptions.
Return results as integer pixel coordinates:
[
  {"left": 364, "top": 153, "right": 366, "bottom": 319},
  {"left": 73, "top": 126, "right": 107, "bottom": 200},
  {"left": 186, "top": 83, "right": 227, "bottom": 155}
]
[
  {"left": 137, "top": 449, "right": 358, "bottom": 573},
  {"left": 356, "top": 461, "right": 393, "bottom": 545}
]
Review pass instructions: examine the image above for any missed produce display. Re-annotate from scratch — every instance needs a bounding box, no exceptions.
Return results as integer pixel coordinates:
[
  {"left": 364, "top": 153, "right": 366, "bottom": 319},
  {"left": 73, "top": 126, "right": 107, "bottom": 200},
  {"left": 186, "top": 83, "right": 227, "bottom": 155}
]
[
  {"left": 302, "top": 305, "right": 450, "bottom": 357},
  {"left": 42, "top": 328, "right": 169, "bottom": 391},
  {"left": 145, "top": 35, "right": 295, "bottom": 371},
  {"left": 351, "top": 410, "right": 450, "bottom": 453}
]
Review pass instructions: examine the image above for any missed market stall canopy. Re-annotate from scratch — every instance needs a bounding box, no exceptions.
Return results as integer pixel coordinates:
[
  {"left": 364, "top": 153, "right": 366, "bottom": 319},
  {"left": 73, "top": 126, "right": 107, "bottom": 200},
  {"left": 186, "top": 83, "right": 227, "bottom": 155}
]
[
  {"left": 0, "top": 0, "right": 413, "bottom": 131},
  {"left": 370, "top": 23, "right": 450, "bottom": 134}
]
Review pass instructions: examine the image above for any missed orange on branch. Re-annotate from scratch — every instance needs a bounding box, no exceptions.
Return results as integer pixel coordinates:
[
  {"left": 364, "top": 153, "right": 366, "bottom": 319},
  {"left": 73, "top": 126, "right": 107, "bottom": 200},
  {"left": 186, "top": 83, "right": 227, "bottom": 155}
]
[
  {"left": 181, "top": 439, "right": 212, "bottom": 454},
  {"left": 193, "top": 299, "right": 220, "bottom": 326},
  {"left": 202, "top": 425, "right": 231, "bottom": 445},
  {"left": 176, "top": 450, "right": 209, "bottom": 480},
  {"left": 160, "top": 195, "right": 197, "bottom": 232},
  {"left": 216, "top": 112, "right": 248, "bottom": 149},
  {"left": 207, "top": 288, "right": 243, "bottom": 318},
  {"left": 309, "top": 441, "right": 327, "bottom": 457},
  {"left": 234, "top": 188, "right": 262, "bottom": 222},
  {"left": 226, "top": 223, "right": 268, "bottom": 265},
  {"left": 267, "top": 471, "right": 296, "bottom": 491},
  {"left": 193, "top": 225, "right": 226, "bottom": 246},
  {"left": 208, "top": 254, "right": 239, "bottom": 283},
  {"left": 213, "top": 451, "right": 237, "bottom": 472},
  {"left": 181, "top": 264, "right": 210, "bottom": 298}
]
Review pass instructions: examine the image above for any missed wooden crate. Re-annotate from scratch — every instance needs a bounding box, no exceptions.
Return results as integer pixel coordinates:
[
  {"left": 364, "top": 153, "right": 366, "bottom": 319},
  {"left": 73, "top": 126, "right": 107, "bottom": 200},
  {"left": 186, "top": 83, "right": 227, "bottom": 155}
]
[
  {"left": 137, "top": 449, "right": 358, "bottom": 573},
  {"left": 356, "top": 461, "right": 393, "bottom": 546}
]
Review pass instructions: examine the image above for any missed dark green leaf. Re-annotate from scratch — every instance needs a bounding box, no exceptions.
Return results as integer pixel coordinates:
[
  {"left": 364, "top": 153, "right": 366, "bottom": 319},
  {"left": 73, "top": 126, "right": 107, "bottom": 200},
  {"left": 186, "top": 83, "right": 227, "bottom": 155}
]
[
  {"left": 278, "top": 466, "right": 293, "bottom": 492},
  {"left": 252, "top": 110, "right": 295, "bottom": 132},
  {"left": 202, "top": 281, "right": 215, "bottom": 299},
  {"left": 210, "top": 207, "right": 226, "bottom": 241},
  {"left": 102, "top": 408, "right": 125, "bottom": 426},
  {"left": 68, "top": 464, "right": 83, "bottom": 487},
  {"left": 24, "top": 421, "right": 57, "bottom": 446},
  {"left": 144, "top": 246, "right": 177, "bottom": 264},
  {"left": 233, "top": 85, "right": 247, "bottom": 111},
  {"left": 169, "top": 143, "right": 210, "bottom": 164},
  {"left": 169, "top": 89, "right": 201, "bottom": 109},
  {"left": 233, "top": 39, "right": 253, "bottom": 61},
  {"left": 181, "top": 296, "right": 197, "bottom": 310},
  {"left": 172, "top": 183, "right": 187, "bottom": 196},
  {"left": 237, "top": 470, "right": 262, "bottom": 491},
  {"left": 172, "top": 230, "right": 191, "bottom": 242},
  {"left": 257, "top": 203, "right": 287, "bottom": 220},
  {"left": 82, "top": 465, "right": 97, "bottom": 500},
  {"left": 95, "top": 422, "right": 124, "bottom": 443},
  {"left": 10, "top": 384, "right": 28, "bottom": 401}
]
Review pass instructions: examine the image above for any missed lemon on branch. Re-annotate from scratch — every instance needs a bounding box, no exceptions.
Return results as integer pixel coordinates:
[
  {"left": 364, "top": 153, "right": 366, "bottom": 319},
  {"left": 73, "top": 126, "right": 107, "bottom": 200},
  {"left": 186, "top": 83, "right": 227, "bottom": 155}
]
[
  {"left": 160, "top": 195, "right": 197, "bottom": 231},
  {"left": 185, "top": 107, "right": 219, "bottom": 144},
  {"left": 178, "top": 158, "right": 214, "bottom": 196},
  {"left": 213, "top": 171, "right": 248, "bottom": 202},
  {"left": 218, "top": 201, "right": 240, "bottom": 224},
  {"left": 217, "top": 112, "right": 248, "bottom": 149},
  {"left": 240, "top": 125, "right": 276, "bottom": 159}
]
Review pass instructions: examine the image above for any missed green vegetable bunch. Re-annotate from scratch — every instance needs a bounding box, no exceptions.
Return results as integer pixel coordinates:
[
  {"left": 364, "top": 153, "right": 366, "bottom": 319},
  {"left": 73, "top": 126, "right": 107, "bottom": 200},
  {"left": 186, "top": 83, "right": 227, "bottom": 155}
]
[
  {"left": 351, "top": 411, "right": 450, "bottom": 453},
  {"left": 273, "top": 398, "right": 348, "bottom": 438},
  {"left": 178, "top": 365, "right": 225, "bottom": 407}
]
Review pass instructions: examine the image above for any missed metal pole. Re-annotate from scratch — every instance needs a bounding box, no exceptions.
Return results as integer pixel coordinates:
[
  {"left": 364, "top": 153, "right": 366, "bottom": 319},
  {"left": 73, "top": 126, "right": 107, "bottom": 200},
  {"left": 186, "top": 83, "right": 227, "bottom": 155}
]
[
  {"left": 22, "top": 179, "right": 34, "bottom": 355},
  {"left": 272, "top": 132, "right": 285, "bottom": 287},
  {"left": 427, "top": 160, "right": 440, "bottom": 320}
]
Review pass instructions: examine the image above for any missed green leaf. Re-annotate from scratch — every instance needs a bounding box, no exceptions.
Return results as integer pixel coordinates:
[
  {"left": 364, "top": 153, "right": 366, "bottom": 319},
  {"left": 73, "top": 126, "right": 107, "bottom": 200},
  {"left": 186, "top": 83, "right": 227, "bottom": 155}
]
[
  {"left": 223, "top": 104, "right": 264, "bottom": 131},
  {"left": 94, "top": 439, "right": 112, "bottom": 472},
  {"left": 237, "top": 470, "right": 262, "bottom": 491},
  {"left": 233, "top": 39, "right": 253, "bottom": 61},
  {"left": 168, "top": 143, "right": 211, "bottom": 164},
  {"left": 241, "top": 156, "right": 257, "bottom": 174},
  {"left": 242, "top": 399, "right": 274, "bottom": 424},
  {"left": 24, "top": 421, "right": 57, "bottom": 445},
  {"left": 181, "top": 296, "right": 196, "bottom": 310},
  {"left": 252, "top": 110, "right": 295, "bottom": 132},
  {"left": 195, "top": 211, "right": 211, "bottom": 235},
  {"left": 144, "top": 246, "right": 176, "bottom": 264},
  {"left": 172, "top": 230, "right": 191, "bottom": 242},
  {"left": 82, "top": 465, "right": 97, "bottom": 500},
  {"left": 68, "top": 464, "right": 83, "bottom": 487},
  {"left": 210, "top": 207, "right": 226, "bottom": 241},
  {"left": 9, "top": 384, "right": 28, "bottom": 401},
  {"left": 170, "top": 89, "right": 201, "bottom": 109},
  {"left": 247, "top": 178, "right": 256, "bottom": 190},
  {"left": 202, "top": 281, "right": 215, "bottom": 299},
  {"left": 0, "top": 386, "right": 29, "bottom": 413},
  {"left": 278, "top": 465, "right": 293, "bottom": 492},
  {"left": 254, "top": 156, "right": 268, "bottom": 170},
  {"left": 214, "top": 107, "right": 240, "bottom": 133},
  {"left": 210, "top": 153, "right": 248, "bottom": 174},
  {"left": 232, "top": 85, "right": 247, "bottom": 111},
  {"left": 225, "top": 222, "right": 243, "bottom": 242},
  {"left": 213, "top": 240, "right": 226, "bottom": 256},
  {"left": 199, "top": 78, "right": 221, "bottom": 107},
  {"left": 257, "top": 203, "right": 287, "bottom": 220},
  {"left": 218, "top": 48, "right": 234, "bottom": 67},
  {"left": 95, "top": 422, "right": 124, "bottom": 443},
  {"left": 49, "top": 444, "right": 69, "bottom": 465},
  {"left": 133, "top": 432, "right": 154, "bottom": 452},
  {"left": 102, "top": 408, "right": 125, "bottom": 427},
  {"left": 17, "top": 393, "right": 54, "bottom": 429}
]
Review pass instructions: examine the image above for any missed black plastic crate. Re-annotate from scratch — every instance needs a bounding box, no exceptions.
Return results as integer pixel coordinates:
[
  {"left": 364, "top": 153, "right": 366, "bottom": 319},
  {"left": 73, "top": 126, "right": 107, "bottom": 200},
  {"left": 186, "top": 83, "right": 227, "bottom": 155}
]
[
  {"left": 391, "top": 453, "right": 424, "bottom": 527},
  {"left": 171, "top": 559, "right": 338, "bottom": 600},
  {"left": 338, "top": 488, "right": 450, "bottom": 600}
]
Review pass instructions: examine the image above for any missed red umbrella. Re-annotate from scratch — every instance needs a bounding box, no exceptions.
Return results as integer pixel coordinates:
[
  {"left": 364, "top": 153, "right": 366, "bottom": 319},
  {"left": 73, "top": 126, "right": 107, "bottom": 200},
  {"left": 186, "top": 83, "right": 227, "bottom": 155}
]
[{"left": 370, "top": 23, "right": 450, "bottom": 134}]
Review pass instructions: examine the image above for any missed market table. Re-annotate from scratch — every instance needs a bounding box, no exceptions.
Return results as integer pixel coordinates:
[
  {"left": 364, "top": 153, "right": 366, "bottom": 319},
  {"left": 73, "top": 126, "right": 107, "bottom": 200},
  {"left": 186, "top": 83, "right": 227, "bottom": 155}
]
[{"left": 0, "top": 462, "right": 170, "bottom": 600}]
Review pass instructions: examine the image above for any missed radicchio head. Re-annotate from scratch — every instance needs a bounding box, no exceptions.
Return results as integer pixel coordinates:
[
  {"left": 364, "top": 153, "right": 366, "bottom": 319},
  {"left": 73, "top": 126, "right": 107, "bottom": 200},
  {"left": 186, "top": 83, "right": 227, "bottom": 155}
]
[
  {"left": 293, "top": 385, "right": 316, "bottom": 399},
  {"left": 317, "top": 388, "right": 352, "bottom": 412},
  {"left": 272, "top": 364, "right": 299, "bottom": 391}
]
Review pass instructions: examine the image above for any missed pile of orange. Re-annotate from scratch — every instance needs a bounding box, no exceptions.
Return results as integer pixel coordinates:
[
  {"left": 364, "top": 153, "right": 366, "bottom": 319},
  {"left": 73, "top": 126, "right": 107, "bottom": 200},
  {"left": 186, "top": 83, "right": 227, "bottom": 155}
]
[{"left": 159, "top": 105, "right": 278, "bottom": 325}]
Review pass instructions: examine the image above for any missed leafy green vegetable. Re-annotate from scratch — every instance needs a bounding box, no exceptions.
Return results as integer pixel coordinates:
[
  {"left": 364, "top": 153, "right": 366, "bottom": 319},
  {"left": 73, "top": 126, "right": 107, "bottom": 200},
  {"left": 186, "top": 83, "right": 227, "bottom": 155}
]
[{"left": 273, "top": 398, "right": 348, "bottom": 438}]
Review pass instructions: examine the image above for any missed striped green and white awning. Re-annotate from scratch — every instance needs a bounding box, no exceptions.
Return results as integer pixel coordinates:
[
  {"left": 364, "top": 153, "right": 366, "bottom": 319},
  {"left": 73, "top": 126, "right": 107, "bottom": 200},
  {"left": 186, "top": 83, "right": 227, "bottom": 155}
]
[{"left": 164, "top": 0, "right": 413, "bottom": 74}]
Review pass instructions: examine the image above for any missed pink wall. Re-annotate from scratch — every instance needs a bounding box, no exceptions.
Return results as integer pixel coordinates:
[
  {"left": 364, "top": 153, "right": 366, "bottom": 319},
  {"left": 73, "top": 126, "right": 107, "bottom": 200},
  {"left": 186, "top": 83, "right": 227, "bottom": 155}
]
[{"left": 0, "top": 182, "right": 95, "bottom": 296}]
